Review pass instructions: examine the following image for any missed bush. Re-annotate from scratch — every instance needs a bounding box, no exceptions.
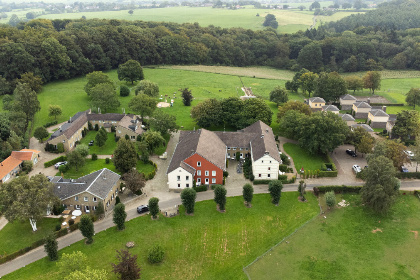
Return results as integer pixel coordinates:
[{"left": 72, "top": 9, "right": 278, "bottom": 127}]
[
  {"left": 43, "top": 120, "right": 58, "bottom": 128},
  {"left": 313, "top": 187, "right": 320, "bottom": 196},
  {"left": 55, "top": 224, "right": 62, "bottom": 231},
  {"left": 280, "top": 153, "right": 290, "bottom": 165},
  {"left": 396, "top": 172, "right": 420, "bottom": 179},
  {"left": 279, "top": 164, "right": 288, "bottom": 172},
  {"left": 253, "top": 179, "right": 271, "bottom": 185},
  {"left": 193, "top": 185, "right": 207, "bottom": 192},
  {"left": 120, "top": 85, "right": 130, "bottom": 97},
  {"left": 214, "top": 185, "right": 227, "bottom": 211},
  {"left": 268, "top": 180, "right": 283, "bottom": 205},
  {"left": 58, "top": 164, "right": 69, "bottom": 173},
  {"left": 92, "top": 153, "right": 98, "bottom": 160},
  {"left": 115, "top": 196, "right": 121, "bottom": 205},
  {"left": 148, "top": 245, "right": 164, "bottom": 264},
  {"left": 278, "top": 175, "right": 287, "bottom": 181},
  {"left": 57, "top": 143, "right": 64, "bottom": 153},
  {"left": 69, "top": 223, "right": 79, "bottom": 232},
  {"left": 56, "top": 228, "right": 68, "bottom": 238},
  {"left": 105, "top": 158, "right": 110, "bottom": 164},
  {"left": 94, "top": 124, "right": 99, "bottom": 131},
  {"left": 325, "top": 191, "right": 336, "bottom": 208},
  {"left": 68, "top": 219, "right": 75, "bottom": 226},
  {"left": 223, "top": 170, "right": 229, "bottom": 177}
]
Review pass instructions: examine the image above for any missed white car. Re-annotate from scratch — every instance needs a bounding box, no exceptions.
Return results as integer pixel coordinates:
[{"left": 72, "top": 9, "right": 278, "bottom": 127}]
[
  {"left": 352, "top": 165, "right": 361, "bottom": 173},
  {"left": 54, "top": 161, "right": 68, "bottom": 169},
  {"left": 404, "top": 150, "right": 414, "bottom": 159}
]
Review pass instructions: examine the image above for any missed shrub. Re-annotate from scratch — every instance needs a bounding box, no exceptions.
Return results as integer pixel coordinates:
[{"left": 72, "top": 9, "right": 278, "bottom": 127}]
[
  {"left": 181, "top": 188, "right": 197, "bottom": 214},
  {"left": 58, "top": 164, "right": 69, "bottom": 173},
  {"left": 44, "top": 232, "right": 58, "bottom": 261},
  {"left": 148, "top": 197, "right": 160, "bottom": 219},
  {"left": 94, "top": 124, "right": 99, "bottom": 131},
  {"left": 280, "top": 153, "right": 290, "bottom": 165},
  {"left": 325, "top": 191, "right": 336, "bottom": 208},
  {"left": 396, "top": 172, "right": 420, "bottom": 179},
  {"left": 79, "top": 215, "right": 94, "bottom": 244},
  {"left": 55, "top": 224, "right": 62, "bottom": 231},
  {"left": 57, "top": 143, "right": 64, "bottom": 153},
  {"left": 268, "top": 180, "right": 283, "bottom": 205},
  {"left": 105, "top": 158, "right": 110, "bottom": 164},
  {"left": 120, "top": 85, "right": 130, "bottom": 97},
  {"left": 317, "top": 185, "right": 363, "bottom": 194},
  {"left": 253, "top": 179, "right": 271, "bottom": 185},
  {"left": 193, "top": 185, "right": 207, "bottom": 192},
  {"left": 69, "top": 223, "right": 79, "bottom": 232},
  {"left": 278, "top": 174, "right": 287, "bottom": 181},
  {"left": 148, "top": 245, "right": 164, "bottom": 264},
  {"left": 68, "top": 219, "right": 75, "bottom": 226},
  {"left": 313, "top": 187, "right": 320, "bottom": 196},
  {"left": 279, "top": 164, "right": 288, "bottom": 172},
  {"left": 113, "top": 203, "right": 127, "bottom": 231},
  {"left": 249, "top": 174, "right": 255, "bottom": 181},
  {"left": 43, "top": 120, "right": 58, "bottom": 128},
  {"left": 223, "top": 170, "right": 229, "bottom": 177},
  {"left": 115, "top": 196, "right": 121, "bottom": 205},
  {"left": 92, "top": 153, "right": 98, "bottom": 160},
  {"left": 214, "top": 185, "right": 227, "bottom": 211},
  {"left": 243, "top": 183, "right": 254, "bottom": 206}
]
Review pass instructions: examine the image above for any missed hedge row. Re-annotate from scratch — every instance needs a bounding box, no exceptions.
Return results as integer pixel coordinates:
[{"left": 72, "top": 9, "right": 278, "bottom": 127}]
[
  {"left": 319, "top": 170, "right": 338, "bottom": 177},
  {"left": 396, "top": 172, "right": 420, "bottom": 179},
  {"left": 370, "top": 103, "right": 404, "bottom": 106},
  {"left": 193, "top": 185, "right": 208, "bottom": 192},
  {"left": 44, "top": 155, "right": 67, "bottom": 168},
  {"left": 143, "top": 160, "right": 158, "bottom": 180},
  {"left": 314, "top": 185, "right": 363, "bottom": 194},
  {"left": 44, "top": 120, "right": 58, "bottom": 128}
]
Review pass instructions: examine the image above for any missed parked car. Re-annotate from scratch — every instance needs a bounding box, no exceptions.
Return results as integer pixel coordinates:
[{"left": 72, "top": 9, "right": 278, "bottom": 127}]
[
  {"left": 352, "top": 165, "right": 362, "bottom": 173},
  {"left": 346, "top": 149, "right": 357, "bottom": 157},
  {"left": 54, "top": 161, "right": 68, "bottom": 169},
  {"left": 88, "top": 140, "right": 94, "bottom": 146},
  {"left": 404, "top": 150, "right": 414, "bottom": 159},
  {"left": 137, "top": 205, "right": 149, "bottom": 214},
  {"left": 401, "top": 166, "right": 409, "bottom": 173}
]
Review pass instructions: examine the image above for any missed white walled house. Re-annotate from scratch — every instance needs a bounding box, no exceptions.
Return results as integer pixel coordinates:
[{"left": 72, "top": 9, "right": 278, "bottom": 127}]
[
  {"left": 251, "top": 153, "right": 280, "bottom": 180},
  {"left": 167, "top": 164, "right": 195, "bottom": 190}
]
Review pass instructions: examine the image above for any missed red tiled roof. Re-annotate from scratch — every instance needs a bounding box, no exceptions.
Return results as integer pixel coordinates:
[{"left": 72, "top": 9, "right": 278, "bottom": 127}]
[{"left": 0, "top": 156, "right": 22, "bottom": 180}]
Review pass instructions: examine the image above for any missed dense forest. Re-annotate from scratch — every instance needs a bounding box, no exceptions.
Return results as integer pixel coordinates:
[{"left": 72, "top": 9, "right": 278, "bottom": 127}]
[{"left": 0, "top": 0, "right": 420, "bottom": 93}]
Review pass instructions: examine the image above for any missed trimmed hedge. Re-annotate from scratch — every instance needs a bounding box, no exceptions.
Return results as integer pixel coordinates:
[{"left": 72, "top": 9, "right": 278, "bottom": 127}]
[
  {"left": 316, "top": 185, "right": 363, "bottom": 194},
  {"left": 44, "top": 155, "right": 67, "bottom": 168},
  {"left": 193, "top": 185, "right": 207, "bottom": 192},
  {"left": 143, "top": 160, "right": 158, "bottom": 180},
  {"left": 44, "top": 120, "right": 58, "bottom": 128},
  {"left": 319, "top": 170, "right": 338, "bottom": 177},
  {"left": 370, "top": 103, "right": 404, "bottom": 106},
  {"left": 253, "top": 179, "right": 272, "bottom": 185},
  {"left": 396, "top": 172, "right": 420, "bottom": 179}
]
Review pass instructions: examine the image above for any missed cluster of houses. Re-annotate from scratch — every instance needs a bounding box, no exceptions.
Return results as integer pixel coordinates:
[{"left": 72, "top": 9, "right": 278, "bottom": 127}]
[
  {"left": 306, "top": 94, "right": 397, "bottom": 134},
  {"left": 166, "top": 120, "right": 281, "bottom": 190},
  {"left": 46, "top": 110, "right": 143, "bottom": 151}
]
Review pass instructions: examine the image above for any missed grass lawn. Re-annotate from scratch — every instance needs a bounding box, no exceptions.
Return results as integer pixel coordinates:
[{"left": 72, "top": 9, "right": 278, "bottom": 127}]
[
  {"left": 80, "top": 131, "right": 117, "bottom": 155},
  {"left": 246, "top": 193, "right": 420, "bottom": 279},
  {"left": 136, "top": 161, "right": 155, "bottom": 175},
  {"left": 283, "top": 142, "right": 328, "bottom": 171},
  {"left": 0, "top": 218, "right": 59, "bottom": 256},
  {"left": 3, "top": 193, "right": 319, "bottom": 280}
]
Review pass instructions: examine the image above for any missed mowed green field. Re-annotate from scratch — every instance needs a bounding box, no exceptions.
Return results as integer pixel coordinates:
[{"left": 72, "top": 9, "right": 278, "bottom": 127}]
[
  {"left": 3, "top": 193, "right": 319, "bottom": 280},
  {"left": 245, "top": 193, "right": 420, "bottom": 279}
]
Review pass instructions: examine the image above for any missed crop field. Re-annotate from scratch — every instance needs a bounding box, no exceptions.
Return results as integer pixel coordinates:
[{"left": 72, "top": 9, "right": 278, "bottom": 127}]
[
  {"left": 0, "top": 8, "right": 44, "bottom": 24},
  {"left": 245, "top": 193, "right": 420, "bottom": 279},
  {"left": 2, "top": 193, "right": 319, "bottom": 280}
]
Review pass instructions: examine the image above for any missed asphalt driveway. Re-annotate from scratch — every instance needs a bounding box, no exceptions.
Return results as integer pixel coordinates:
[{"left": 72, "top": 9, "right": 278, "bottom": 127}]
[{"left": 331, "top": 144, "right": 368, "bottom": 181}]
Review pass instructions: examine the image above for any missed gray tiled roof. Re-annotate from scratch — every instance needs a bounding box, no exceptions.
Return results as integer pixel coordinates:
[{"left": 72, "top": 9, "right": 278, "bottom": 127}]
[
  {"left": 214, "top": 131, "right": 257, "bottom": 148},
  {"left": 118, "top": 115, "right": 143, "bottom": 135},
  {"left": 244, "top": 121, "right": 281, "bottom": 163},
  {"left": 353, "top": 101, "right": 372, "bottom": 108},
  {"left": 369, "top": 109, "right": 389, "bottom": 117},
  {"left": 339, "top": 113, "right": 355, "bottom": 121},
  {"left": 309, "top": 97, "right": 325, "bottom": 103},
  {"left": 322, "top": 105, "right": 339, "bottom": 112},
  {"left": 48, "top": 110, "right": 90, "bottom": 140},
  {"left": 53, "top": 168, "right": 120, "bottom": 200},
  {"left": 351, "top": 124, "right": 374, "bottom": 132},
  {"left": 340, "top": 94, "right": 357, "bottom": 101},
  {"left": 388, "top": 114, "right": 397, "bottom": 122},
  {"left": 167, "top": 129, "right": 226, "bottom": 174},
  {"left": 87, "top": 113, "right": 125, "bottom": 122}
]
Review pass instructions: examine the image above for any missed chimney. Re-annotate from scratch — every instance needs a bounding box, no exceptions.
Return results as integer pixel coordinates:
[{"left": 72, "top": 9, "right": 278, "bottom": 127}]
[
  {"left": 367, "top": 98, "right": 370, "bottom": 104},
  {"left": 382, "top": 106, "right": 386, "bottom": 112}
]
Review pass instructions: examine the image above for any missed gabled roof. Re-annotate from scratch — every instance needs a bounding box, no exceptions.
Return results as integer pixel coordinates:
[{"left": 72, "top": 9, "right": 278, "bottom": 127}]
[
  {"left": 118, "top": 115, "right": 143, "bottom": 135},
  {"left": 49, "top": 110, "right": 90, "bottom": 141},
  {"left": 339, "top": 113, "right": 355, "bottom": 121},
  {"left": 322, "top": 105, "right": 339, "bottom": 112},
  {"left": 244, "top": 121, "right": 281, "bottom": 163},
  {"left": 9, "top": 151, "right": 36, "bottom": 161},
  {"left": 388, "top": 114, "right": 397, "bottom": 122},
  {"left": 87, "top": 113, "right": 125, "bottom": 122},
  {"left": 309, "top": 97, "right": 325, "bottom": 103},
  {"left": 214, "top": 131, "right": 257, "bottom": 148},
  {"left": 167, "top": 129, "right": 226, "bottom": 174},
  {"left": 353, "top": 101, "right": 372, "bottom": 109},
  {"left": 369, "top": 109, "right": 389, "bottom": 117},
  {"left": 0, "top": 149, "right": 41, "bottom": 180},
  {"left": 340, "top": 94, "right": 357, "bottom": 101},
  {"left": 351, "top": 124, "right": 374, "bottom": 132},
  {"left": 53, "top": 168, "right": 120, "bottom": 200}
]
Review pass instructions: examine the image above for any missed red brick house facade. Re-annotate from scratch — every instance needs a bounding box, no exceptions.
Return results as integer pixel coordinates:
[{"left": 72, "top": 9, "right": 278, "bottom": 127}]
[{"left": 183, "top": 153, "right": 224, "bottom": 186}]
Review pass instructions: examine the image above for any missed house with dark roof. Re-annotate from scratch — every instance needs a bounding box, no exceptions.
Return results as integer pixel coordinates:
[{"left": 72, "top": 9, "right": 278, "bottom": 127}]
[
  {"left": 166, "top": 121, "right": 281, "bottom": 190},
  {"left": 52, "top": 168, "right": 120, "bottom": 214},
  {"left": 352, "top": 101, "right": 372, "bottom": 118},
  {"left": 339, "top": 114, "right": 356, "bottom": 126},
  {"left": 322, "top": 105, "right": 340, "bottom": 114},
  {"left": 368, "top": 109, "right": 389, "bottom": 129},
  {"left": 308, "top": 97, "right": 325, "bottom": 110},
  {"left": 46, "top": 110, "right": 143, "bottom": 151},
  {"left": 339, "top": 94, "right": 357, "bottom": 110},
  {"left": 0, "top": 149, "right": 40, "bottom": 183},
  {"left": 351, "top": 124, "right": 374, "bottom": 132}
]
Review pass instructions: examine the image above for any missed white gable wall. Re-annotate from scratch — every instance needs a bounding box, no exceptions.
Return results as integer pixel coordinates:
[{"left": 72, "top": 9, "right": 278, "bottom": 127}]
[
  {"left": 168, "top": 167, "right": 194, "bottom": 190},
  {"left": 252, "top": 154, "right": 279, "bottom": 180}
]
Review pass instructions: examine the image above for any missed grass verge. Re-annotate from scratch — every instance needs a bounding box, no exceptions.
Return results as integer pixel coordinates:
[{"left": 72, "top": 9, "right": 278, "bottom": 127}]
[{"left": 283, "top": 142, "right": 328, "bottom": 171}]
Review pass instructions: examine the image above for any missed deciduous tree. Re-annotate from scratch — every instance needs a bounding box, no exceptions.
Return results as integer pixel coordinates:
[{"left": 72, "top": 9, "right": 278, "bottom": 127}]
[
  {"left": 112, "top": 249, "right": 141, "bottom": 280},
  {"left": 191, "top": 98, "right": 223, "bottom": 128},
  {"left": 277, "top": 100, "right": 312, "bottom": 120},
  {"left": 48, "top": 105, "right": 62, "bottom": 120},
  {"left": 16, "top": 72, "right": 43, "bottom": 93},
  {"left": 181, "top": 188, "right": 197, "bottom": 214},
  {"left": 149, "top": 110, "right": 178, "bottom": 135},
  {"left": 118, "top": 60, "right": 144, "bottom": 84},
  {"left": 90, "top": 83, "right": 120, "bottom": 113},
  {"left": 95, "top": 127, "right": 108, "bottom": 147},
  {"left": 134, "top": 80, "right": 159, "bottom": 97},
  {"left": 0, "top": 174, "right": 59, "bottom": 231},
  {"left": 314, "top": 72, "right": 347, "bottom": 102},
  {"left": 34, "top": 126, "right": 49, "bottom": 142},
  {"left": 299, "top": 72, "right": 318, "bottom": 97},
  {"left": 13, "top": 83, "right": 41, "bottom": 129},
  {"left": 44, "top": 232, "right": 58, "bottom": 261},
  {"left": 325, "top": 191, "right": 336, "bottom": 208},
  {"left": 79, "top": 214, "right": 94, "bottom": 244},
  {"left": 391, "top": 110, "right": 420, "bottom": 143},
  {"left": 240, "top": 98, "right": 272, "bottom": 128},
  {"left": 65, "top": 267, "right": 108, "bottom": 280},
  {"left": 406, "top": 88, "right": 420, "bottom": 109},
  {"left": 345, "top": 75, "right": 364, "bottom": 93},
  {"left": 363, "top": 71, "right": 381, "bottom": 94},
  {"left": 67, "top": 150, "right": 85, "bottom": 171},
  {"left": 214, "top": 185, "right": 227, "bottom": 211},
  {"left": 122, "top": 169, "right": 145, "bottom": 194},
  {"left": 356, "top": 134, "right": 375, "bottom": 156},
  {"left": 113, "top": 138, "right": 137, "bottom": 173},
  {"left": 242, "top": 183, "right": 254, "bottom": 207},
  {"left": 84, "top": 71, "right": 114, "bottom": 96},
  {"left": 369, "top": 140, "right": 410, "bottom": 169},
  {"left": 142, "top": 130, "right": 165, "bottom": 152},
  {"left": 75, "top": 144, "right": 89, "bottom": 157},
  {"left": 297, "top": 43, "right": 323, "bottom": 72},
  {"left": 148, "top": 197, "right": 160, "bottom": 219},
  {"left": 113, "top": 203, "right": 127, "bottom": 230},
  {"left": 128, "top": 93, "right": 157, "bottom": 121},
  {"left": 269, "top": 86, "right": 288, "bottom": 105}
]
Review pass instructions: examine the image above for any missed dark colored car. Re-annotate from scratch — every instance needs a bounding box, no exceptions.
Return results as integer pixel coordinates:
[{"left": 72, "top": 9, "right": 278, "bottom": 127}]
[
  {"left": 88, "top": 140, "right": 94, "bottom": 146},
  {"left": 137, "top": 205, "right": 149, "bottom": 214},
  {"left": 346, "top": 149, "right": 357, "bottom": 157}
]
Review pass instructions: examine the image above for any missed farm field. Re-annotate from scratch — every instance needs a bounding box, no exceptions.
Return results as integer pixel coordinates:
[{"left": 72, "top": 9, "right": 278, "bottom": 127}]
[
  {"left": 3, "top": 193, "right": 319, "bottom": 280},
  {"left": 245, "top": 193, "right": 420, "bottom": 279}
]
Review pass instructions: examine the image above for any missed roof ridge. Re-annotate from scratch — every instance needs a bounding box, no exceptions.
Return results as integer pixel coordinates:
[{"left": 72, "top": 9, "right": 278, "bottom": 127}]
[{"left": 86, "top": 168, "right": 106, "bottom": 192}]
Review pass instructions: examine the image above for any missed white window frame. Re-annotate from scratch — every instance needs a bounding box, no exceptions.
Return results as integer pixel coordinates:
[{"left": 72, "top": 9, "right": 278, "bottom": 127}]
[
  {"left": 205, "top": 171, "right": 209, "bottom": 176},
  {"left": 186, "top": 176, "right": 189, "bottom": 180},
  {"left": 212, "top": 171, "right": 216, "bottom": 176},
  {"left": 212, "top": 178, "right": 216, "bottom": 184},
  {"left": 93, "top": 197, "right": 97, "bottom": 202},
  {"left": 197, "top": 170, "right": 201, "bottom": 176},
  {"left": 177, "top": 176, "right": 181, "bottom": 181},
  {"left": 75, "top": 205, "right": 80, "bottom": 210},
  {"left": 205, "top": 178, "right": 209, "bottom": 184},
  {"left": 197, "top": 161, "right": 201, "bottom": 167},
  {"left": 84, "top": 197, "right": 88, "bottom": 202},
  {"left": 75, "top": 196, "right": 78, "bottom": 201},
  {"left": 197, "top": 178, "right": 201, "bottom": 183}
]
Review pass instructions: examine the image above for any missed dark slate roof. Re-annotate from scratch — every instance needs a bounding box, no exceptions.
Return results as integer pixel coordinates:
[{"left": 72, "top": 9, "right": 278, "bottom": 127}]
[
  {"left": 309, "top": 97, "right": 325, "bottom": 103},
  {"left": 353, "top": 101, "right": 372, "bottom": 109},
  {"left": 339, "top": 113, "right": 355, "bottom": 121},
  {"left": 48, "top": 110, "right": 90, "bottom": 140},
  {"left": 388, "top": 114, "right": 397, "bottom": 122},
  {"left": 53, "top": 168, "right": 120, "bottom": 200},
  {"left": 87, "top": 113, "right": 125, "bottom": 122},
  {"left": 214, "top": 131, "right": 256, "bottom": 148},
  {"left": 369, "top": 109, "right": 389, "bottom": 117},
  {"left": 118, "top": 115, "right": 143, "bottom": 135},
  {"left": 167, "top": 129, "right": 226, "bottom": 174},
  {"left": 322, "top": 105, "right": 339, "bottom": 112},
  {"left": 243, "top": 121, "right": 281, "bottom": 162},
  {"left": 351, "top": 124, "right": 374, "bottom": 132},
  {"left": 340, "top": 94, "right": 357, "bottom": 101}
]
